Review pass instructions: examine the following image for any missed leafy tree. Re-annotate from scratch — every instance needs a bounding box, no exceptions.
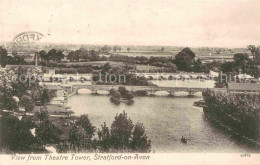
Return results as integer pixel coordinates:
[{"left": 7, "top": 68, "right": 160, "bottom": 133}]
[
  {"left": 69, "top": 125, "right": 92, "bottom": 152},
  {"left": 234, "top": 53, "right": 249, "bottom": 73},
  {"left": 76, "top": 115, "right": 95, "bottom": 138},
  {"left": 101, "top": 62, "right": 112, "bottom": 74},
  {"left": 34, "top": 109, "right": 49, "bottom": 123},
  {"left": 164, "top": 62, "right": 177, "bottom": 72},
  {"left": 127, "top": 47, "right": 130, "bottom": 52},
  {"left": 247, "top": 45, "right": 260, "bottom": 63},
  {"left": 56, "top": 50, "right": 65, "bottom": 62},
  {"left": 20, "top": 95, "right": 34, "bottom": 112},
  {"left": 113, "top": 46, "right": 118, "bottom": 52},
  {"left": 220, "top": 62, "right": 236, "bottom": 74},
  {"left": 118, "top": 86, "right": 127, "bottom": 96},
  {"left": 125, "top": 91, "right": 134, "bottom": 100},
  {"left": 193, "top": 59, "right": 204, "bottom": 73},
  {"left": 1, "top": 115, "right": 36, "bottom": 152},
  {"left": 174, "top": 47, "right": 195, "bottom": 71},
  {"left": 11, "top": 66, "right": 29, "bottom": 99},
  {"left": 0, "top": 46, "right": 8, "bottom": 67},
  {"left": 0, "top": 82, "right": 18, "bottom": 111},
  {"left": 74, "top": 50, "right": 82, "bottom": 62},
  {"left": 110, "top": 89, "right": 121, "bottom": 99},
  {"left": 97, "top": 122, "right": 110, "bottom": 151},
  {"left": 100, "top": 45, "right": 112, "bottom": 54},
  {"left": 39, "top": 50, "right": 49, "bottom": 66},
  {"left": 68, "top": 51, "right": 75, "bottom": 62},
  {"left": 161, "top": 47, "right": 165, "bottom": 52},
  {"left": 35, "top": 119, "right": 62, "bottom": 146},
  {"left": 89, "top": 50, "right": 100, "bottom": 61},
  {"left": 234, "top": 53, "right": 249, "bottom": 64},
  {"left": 41, "top": 89, "right": 55, "bottom": 106},
  {"left": 110, "top": 111, "right": 134, "bottom": 150},
  {"left": 47, "top": 49, "right": 57, "bottom": 62},
  {"left": 100, "top": 56, "right": 107, "bottom": 61},
  {"left": 130, "top": 123, "right": 151, "bottom": 152}
]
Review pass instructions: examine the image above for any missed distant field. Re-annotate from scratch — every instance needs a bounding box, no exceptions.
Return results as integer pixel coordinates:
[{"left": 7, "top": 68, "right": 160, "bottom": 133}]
[
  {"left": 63, "top": 61, "right": 124, "bottom": 66},
  {"left": 113, "top": 49, "right": 251, "bottom": 59},
  {"left": 116, "top": 51, "right": 175, "bottom": 57}
]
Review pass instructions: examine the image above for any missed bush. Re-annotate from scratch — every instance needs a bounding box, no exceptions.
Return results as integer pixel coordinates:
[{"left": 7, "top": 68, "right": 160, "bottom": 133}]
[{"left": 202, "top": 89, "right": 260, "bottom": 138}]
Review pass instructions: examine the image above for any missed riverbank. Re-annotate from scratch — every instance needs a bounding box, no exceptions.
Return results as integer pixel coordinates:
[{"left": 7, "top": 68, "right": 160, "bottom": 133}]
[{"left": 203, "top": 108, "right": 260, "bottom": 149}]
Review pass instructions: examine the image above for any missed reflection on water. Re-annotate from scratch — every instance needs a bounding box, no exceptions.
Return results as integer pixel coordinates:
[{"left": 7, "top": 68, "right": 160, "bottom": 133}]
[{"left": 68, "top": 93, "right": 258, "bottom": 152}]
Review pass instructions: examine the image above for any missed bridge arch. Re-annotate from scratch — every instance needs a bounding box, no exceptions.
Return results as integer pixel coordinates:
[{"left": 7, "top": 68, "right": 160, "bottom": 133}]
[
  {"left": 153, "top": 90, "right": 170, "bottom": 96},
  {"left": 76, "top": 88, "right": 92, "bottom": 94}
]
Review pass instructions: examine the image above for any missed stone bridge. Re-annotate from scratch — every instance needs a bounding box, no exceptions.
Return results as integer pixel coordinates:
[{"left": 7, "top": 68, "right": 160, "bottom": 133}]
[{"left": 68, "top": 84, "right": 207, "bottom": 96}]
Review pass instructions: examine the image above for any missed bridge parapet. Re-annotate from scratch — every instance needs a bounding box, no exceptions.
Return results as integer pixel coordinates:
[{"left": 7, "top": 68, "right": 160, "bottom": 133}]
[{"left": 69, "top": 84, "right": 207, "bottom": 96}]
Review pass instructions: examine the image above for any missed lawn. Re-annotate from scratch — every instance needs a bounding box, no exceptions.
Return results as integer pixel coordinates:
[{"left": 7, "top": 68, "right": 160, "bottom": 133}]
[{"left": 135, "top": 65, "right": 161, "bottom": 71}]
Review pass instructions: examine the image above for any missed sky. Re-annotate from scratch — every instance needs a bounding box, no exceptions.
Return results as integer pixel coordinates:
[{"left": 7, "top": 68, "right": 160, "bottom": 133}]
[{"left": 0, "top": 0, "right": 259, "bottom": 47}]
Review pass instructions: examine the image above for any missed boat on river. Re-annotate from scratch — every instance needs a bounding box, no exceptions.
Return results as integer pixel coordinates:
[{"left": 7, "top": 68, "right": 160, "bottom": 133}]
[
  {"left": 193, "top": 100, "right": 207, "bottom": 107},
  {"left": 181, "top": 136, "right": 187, "bottom": 144}
]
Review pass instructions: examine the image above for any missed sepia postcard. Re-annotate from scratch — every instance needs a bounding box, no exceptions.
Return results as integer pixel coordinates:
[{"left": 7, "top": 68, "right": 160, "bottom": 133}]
[{"left": 0, "top": 0, "right": 259, "bottom": 164}]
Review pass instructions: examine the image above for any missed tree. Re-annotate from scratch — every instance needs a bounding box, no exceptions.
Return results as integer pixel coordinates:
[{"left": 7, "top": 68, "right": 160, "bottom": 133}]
[
  {"left": 101, "top": 62, "right": 112, "bottom": 74},
  {"left": 234, "top": 53, "right": 249, "bottom": 73},
  {"left": 161, "top": 47, "right": 165, "bottom": 52},
  {"left": 110, "top": 89, "right": 121, "bottom": 99},
  {"left": 35, "top": 119, "right": 62, "bottom": 146},
  {"left": 165, "top": 62, "right": 177, "bottom": 72},
  {"left": 234, "top": 53, "right": 249, "bottom": 65},
  {"left": 100, "top": 56, "right": 107, "bottom": 61},
  {"left": 20, "top": 95, "right": 34, "bottom": 112},
  {"left": 113, "top": 46, "right": 118, "bottom": 52},
  {"left": 127, "top": 47, "right": 130, "bottom": 52},
  {"left": 118, "top": 47, "right": 122, "bottom": 52},
  {"left": 74, "top": 50, "right": 82, "bottom": 62},
  {"left": 174, "top": 47, "right": 195, "bottom": 71},
  {"left": 220, "top": 62, "right": 236, "bottom": 74},
  {"left": 118, "top": 86, "right": 127, "bottom": 96},
  {"left": 69, "top": 125, "right": 92, "bottom": 152},
  {"left": 130, "top": 123, "right": 151, "bottom": 152},
  {"left": 56, "top": 50, "right": 65, "bottom": 62},
  {"left": 41, "top": 89, "right": 50, "bottom": 106},
  {"left": 0, "top": 46, "right": 8, "bottom": 67},
  {"left": 174, "top": 47, "right": 195, "bottom": 72},
  {"left": 125, "top": 91, "right": 134, "bottom": 100},
  {"left": 34, "top": 110, "right": 49, "bottom": 123},
  {"left": 39, "top": 50, "right": 49, "bottom": 66},
  {"left": 193, "top": 59, "right": 204, "bottom": 73},
  {"left": 97, "top": 122, "right": 110, "bottom": 152},
  {"left": 1, "top": 115, "right": 36, "bottom": 152},
  {"left": 68, "top": 51, "right": 75, "bottom": 62},
  {"left": 0, "top": 82, "right": 18, "bottom": 111},
  {"left": 76, "top": 115, "right": 95, "bottom": 138},
  {"left": 247, "top": 45, "right": 260, "bottom": 63},
  {"left": 100, "top": 45, "right": 112, "bottom": 54},
  {"left": 110, "top": 111, "right": 134, "bottom": 150},
  {"left": 47, "top": 49, "right": 57, "bottom": 62},
  {"left": 89, "top": 50, "right": 100, "bottom": 61}
]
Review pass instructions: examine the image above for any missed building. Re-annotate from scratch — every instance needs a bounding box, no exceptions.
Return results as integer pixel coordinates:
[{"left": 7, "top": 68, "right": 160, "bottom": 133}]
[{"left": 227, "top": 83, "right": 260, "bottom": 93}]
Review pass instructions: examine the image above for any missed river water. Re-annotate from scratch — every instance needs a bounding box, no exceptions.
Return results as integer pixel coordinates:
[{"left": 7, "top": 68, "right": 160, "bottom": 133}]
[{"left": 67, "top": 80, "right": 258, "bottom": 152}]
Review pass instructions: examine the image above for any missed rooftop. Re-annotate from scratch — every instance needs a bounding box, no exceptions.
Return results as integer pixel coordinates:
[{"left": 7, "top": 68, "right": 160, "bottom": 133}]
[{"left": 228, "top": 83, "right": 260, "bottom": 92}]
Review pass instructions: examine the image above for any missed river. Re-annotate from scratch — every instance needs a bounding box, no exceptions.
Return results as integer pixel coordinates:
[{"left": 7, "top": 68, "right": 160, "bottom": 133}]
[{"left": 67, "top": 80, "right": 258, "bottom": 152}]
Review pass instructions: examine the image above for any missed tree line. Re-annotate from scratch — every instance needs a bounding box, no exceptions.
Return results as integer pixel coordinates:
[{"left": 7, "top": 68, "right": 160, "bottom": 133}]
[{"left": 202, "top": 89, "right": 260, "bottom": 139}]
